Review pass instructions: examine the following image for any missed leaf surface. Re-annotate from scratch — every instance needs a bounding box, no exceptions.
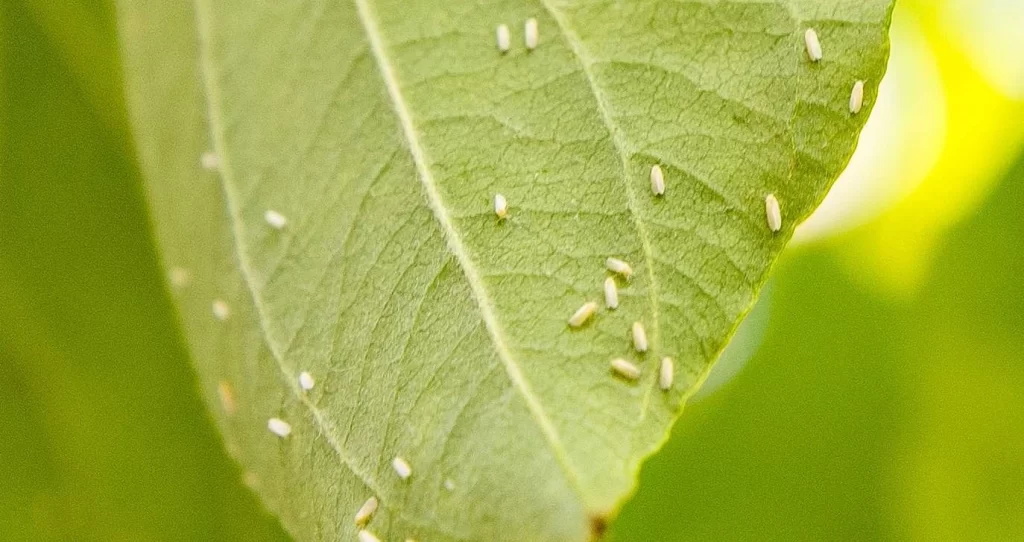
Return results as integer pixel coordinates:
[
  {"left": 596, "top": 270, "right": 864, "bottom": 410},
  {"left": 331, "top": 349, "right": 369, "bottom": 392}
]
[{"left": 117, "top": 1, "right": 893, "bottom": 540}]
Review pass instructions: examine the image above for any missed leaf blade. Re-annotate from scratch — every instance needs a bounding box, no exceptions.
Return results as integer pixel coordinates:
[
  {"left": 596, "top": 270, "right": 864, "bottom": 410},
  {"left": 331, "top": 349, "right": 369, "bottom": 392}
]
[{"left": 117, "top": 0, "right": 893, "bottom": 540}]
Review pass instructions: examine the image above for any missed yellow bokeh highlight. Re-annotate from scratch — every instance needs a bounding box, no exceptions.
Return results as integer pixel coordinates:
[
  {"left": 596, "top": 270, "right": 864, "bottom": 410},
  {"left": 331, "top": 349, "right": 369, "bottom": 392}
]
[{"left": 805, "top": 0, "right": 1024, "bottom": 296}]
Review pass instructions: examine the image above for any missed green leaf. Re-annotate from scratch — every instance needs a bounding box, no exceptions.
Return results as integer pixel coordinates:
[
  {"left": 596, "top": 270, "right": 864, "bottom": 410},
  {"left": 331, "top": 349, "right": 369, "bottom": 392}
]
[
  {"left": 0, "top": 1, "right": 287, "bottom": 538},
  {"left": 116, "top": 1, "right": 893, "bottom": 540}
]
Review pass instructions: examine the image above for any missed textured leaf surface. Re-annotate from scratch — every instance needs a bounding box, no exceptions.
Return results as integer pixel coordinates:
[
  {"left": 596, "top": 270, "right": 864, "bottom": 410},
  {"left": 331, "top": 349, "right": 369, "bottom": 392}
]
[{"left": 117, "top": 1, "right": 892, "bottom": 540}]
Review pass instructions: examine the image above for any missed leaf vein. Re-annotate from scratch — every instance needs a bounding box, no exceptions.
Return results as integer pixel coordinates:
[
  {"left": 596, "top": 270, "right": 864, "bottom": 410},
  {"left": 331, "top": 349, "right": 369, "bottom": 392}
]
[
  {"left": 536, "top": 0, "right": 667, "bottom": 418},
  {"left": 351, "top": 0, "right": 588, "bottom": 504},
  {"left": 192, "top": 3, "right": 477, "bottom": 539}
]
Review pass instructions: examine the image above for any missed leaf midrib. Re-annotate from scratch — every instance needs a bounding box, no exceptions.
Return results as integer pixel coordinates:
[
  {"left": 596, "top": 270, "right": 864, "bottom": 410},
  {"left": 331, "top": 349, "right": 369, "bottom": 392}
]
[
  {"left": 351, "top": 0, "right": 590, "bottom": 503},
  {"left": 194, "top": 0, "right": 598, "bottom": 520}
]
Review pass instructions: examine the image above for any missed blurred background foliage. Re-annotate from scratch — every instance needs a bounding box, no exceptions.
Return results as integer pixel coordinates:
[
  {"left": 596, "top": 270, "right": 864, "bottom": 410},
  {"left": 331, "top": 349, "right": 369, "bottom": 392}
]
[{"left": 1, "top": 0, "right": 1021, "bottom": 540}]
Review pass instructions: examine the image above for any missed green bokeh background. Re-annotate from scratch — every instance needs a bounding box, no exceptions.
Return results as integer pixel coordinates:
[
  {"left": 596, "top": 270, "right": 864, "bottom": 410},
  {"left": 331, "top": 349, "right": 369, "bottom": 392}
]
[{"left": 2, "top": 0, "right": 1021, "bottom": 540}]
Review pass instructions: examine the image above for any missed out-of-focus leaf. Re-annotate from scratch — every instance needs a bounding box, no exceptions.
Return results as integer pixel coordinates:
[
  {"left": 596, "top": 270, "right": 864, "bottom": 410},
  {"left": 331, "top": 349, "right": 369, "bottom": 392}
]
[
  {"left": 899, "top": 149, "right": 1024, "bottom": 541},
  {"left": 0, "top": 2, "right": 287, "bottom": 540},
  {"left": 17, "top": 0, "right": 128, "bottom": 136},
  {"left": 117, "top": 1, "right": 893, "bottom": 539}
]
